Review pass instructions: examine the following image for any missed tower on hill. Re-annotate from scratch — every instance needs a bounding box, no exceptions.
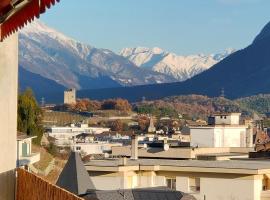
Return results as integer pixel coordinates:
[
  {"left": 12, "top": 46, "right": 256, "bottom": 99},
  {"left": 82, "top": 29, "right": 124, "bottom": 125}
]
[{"left": 64, "top": 88, "right": 76, "bottom": 104}]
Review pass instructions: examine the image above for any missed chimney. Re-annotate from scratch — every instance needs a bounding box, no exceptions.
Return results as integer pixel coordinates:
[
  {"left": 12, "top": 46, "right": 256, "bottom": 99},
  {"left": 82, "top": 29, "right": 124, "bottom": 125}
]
[
  {"left": 131, "top": 135, "right": 138, "bottom": 160},
  {"left": 120, "top": 157, "right": 127, "bottom": 166}
]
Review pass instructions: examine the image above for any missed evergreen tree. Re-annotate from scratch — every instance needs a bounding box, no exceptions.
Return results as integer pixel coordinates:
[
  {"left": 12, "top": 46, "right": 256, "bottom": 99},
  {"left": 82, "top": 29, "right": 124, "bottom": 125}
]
[{"left": 17, "top": 88, "right": 43, "bottom": 144}]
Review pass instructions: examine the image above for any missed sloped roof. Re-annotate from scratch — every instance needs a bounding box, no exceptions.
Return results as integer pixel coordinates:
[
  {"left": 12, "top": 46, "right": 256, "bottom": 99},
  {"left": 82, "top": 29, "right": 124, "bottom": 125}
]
[
  {"left": 0, "top": 0, "right": 60, "bottom": 40},
  {"left": 56, "top": 152, "right": 95, "bottom": 195},
  {"left": 82, "top": 187, "right": 196, "bottom": 200}
]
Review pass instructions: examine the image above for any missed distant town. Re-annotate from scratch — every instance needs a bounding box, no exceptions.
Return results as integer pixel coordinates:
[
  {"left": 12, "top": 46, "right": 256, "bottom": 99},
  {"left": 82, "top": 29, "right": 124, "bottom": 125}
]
[
  {"left": 15, "top": 88, "right": 270, "bottom": 200},
  {"left": 1, "top": 1, "right": 270, "bottom": 200}
]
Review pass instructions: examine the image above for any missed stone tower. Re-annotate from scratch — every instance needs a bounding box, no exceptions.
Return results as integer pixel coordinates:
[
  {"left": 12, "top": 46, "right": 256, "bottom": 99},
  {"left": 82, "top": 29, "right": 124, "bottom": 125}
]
[{"left": 64, "top": 88, "right": 76, "bottom": 104}]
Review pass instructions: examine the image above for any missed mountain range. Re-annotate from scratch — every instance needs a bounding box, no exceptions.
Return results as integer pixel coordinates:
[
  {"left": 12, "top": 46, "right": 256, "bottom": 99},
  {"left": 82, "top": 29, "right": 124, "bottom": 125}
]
[
  {"left": 19, "top": 20, "right": 176, "bottom": 91},
  {"left": 120, "top": 47, "right": 234, "bottom": 81},
  {"left": 18, "top": 20, "right": 234, "bottom": 102},
  {"left": 78, "top": 21, "right": 270, "bottom": 102}
]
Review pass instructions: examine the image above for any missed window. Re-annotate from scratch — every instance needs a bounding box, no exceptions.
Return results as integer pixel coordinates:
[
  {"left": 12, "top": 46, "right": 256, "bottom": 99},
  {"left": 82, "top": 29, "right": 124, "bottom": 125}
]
[
  {"left": 189, "top": 177, "right": 200, "bottom": 192},
  {"left": 76, "top": 146, "right": 81, "bottom": 151},
  {"left": 166, "top": 178, "right": 176, "bottom": 190}
]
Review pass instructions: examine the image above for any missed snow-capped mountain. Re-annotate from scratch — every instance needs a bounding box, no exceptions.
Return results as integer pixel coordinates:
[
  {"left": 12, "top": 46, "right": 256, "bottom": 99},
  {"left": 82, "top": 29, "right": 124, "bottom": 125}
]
[
  {"left": 19, "top": 20, "right": 176, "bottom": 90},
  {"left": 120, "top": 47, "right": 235, "bottom": 81}
]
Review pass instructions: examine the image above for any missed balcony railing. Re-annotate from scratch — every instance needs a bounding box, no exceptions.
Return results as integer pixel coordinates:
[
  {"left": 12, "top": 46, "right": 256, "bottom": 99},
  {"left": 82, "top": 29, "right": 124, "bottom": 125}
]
[
  {"left": 18, "top": 153, "right": 40, "bottom": 166},
  {"left": 16, "top": 168, "right": 83, "bottom": 200}
]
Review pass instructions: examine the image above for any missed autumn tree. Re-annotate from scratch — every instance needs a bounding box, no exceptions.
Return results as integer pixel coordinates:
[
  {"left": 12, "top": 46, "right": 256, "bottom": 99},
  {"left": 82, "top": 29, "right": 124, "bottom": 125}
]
[
  {"left": 115, "top": 98, "right": 132, "bottom": 111},
  {"left": 17, "top": 88, "right": 43, "bottom": 144},
  {"left": 138, "top": 116, "right": 150, "bottom": 131},
  {"left": 110, "top": 120, "right": 123, "bottom": 131},
  {"left": 101, "top": 99, "right": 117, "bottom": 110},
  {"left": 74, "top": 99, "right": 89, "bottom": 111},
  {"left": 87, "top": 100, "right": 102, "bottom": 111},
  {"left": 102, "top": 98, "right": 131, "bottom": 112}
]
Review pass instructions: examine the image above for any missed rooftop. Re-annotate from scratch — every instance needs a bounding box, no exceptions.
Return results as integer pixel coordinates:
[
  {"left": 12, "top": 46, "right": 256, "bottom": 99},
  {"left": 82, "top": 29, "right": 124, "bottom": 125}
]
[
  {"left": 81, "top": 187, "right": 196, "bottom": 200},
  {"left": 17, "top": 132, "right": 37, "bottom": 141},
  {"left": 85, "top": 158, "right": 270, "bottom": 175}
]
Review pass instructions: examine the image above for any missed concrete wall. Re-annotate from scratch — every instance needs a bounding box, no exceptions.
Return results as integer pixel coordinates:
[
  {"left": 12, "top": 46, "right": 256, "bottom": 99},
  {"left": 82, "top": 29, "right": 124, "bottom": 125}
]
[
  {"left": 175, "top": 174, "right": 262, "bottom": 200},
  {"left": 0, "top": 33, "right": 18, "bottom": 200},
  {"left": 199, "top": 177, "right": 261, "bottom": 200},
  {"left": 215, "top": 114, "right": 240, "bottom": 125},
  {"left": 191, "top": 127, "right": 247, "bottom": 148},
  {"left": 190, "top": 128, "right": 214, "bottom": 147},
  {"left": 89, "top": 174, "right": 166, "bottom": 190}
]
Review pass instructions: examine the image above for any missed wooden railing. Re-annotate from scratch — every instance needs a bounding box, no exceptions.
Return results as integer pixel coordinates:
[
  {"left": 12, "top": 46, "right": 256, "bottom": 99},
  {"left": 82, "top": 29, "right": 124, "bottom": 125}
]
[{"left": 16, "top": 168, "right": 84, "bottom": 200}]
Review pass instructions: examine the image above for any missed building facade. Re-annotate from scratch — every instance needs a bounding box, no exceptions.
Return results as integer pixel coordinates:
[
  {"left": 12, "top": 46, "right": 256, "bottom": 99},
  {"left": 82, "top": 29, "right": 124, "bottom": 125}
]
[
  {"left": 85, "top": 158, "right": 270, "bottom": 200},
  {"left": 190, "top": 113, "right": 252, "bottom": 148},
  {"left": 17, "top": 134, "right": 40, "bottom": 168}
]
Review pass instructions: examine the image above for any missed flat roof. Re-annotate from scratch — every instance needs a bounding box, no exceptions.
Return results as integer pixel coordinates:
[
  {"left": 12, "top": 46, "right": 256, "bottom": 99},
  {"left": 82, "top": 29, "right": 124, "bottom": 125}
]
[
  {"left": 212, "top": 113, "right": 241, "bottom": 116},
  {"left": 190, "top": 125, "right": 247, "bottom": 129},
  {"left": 85, "top": 158, "right": 270, "bottom": 175}
]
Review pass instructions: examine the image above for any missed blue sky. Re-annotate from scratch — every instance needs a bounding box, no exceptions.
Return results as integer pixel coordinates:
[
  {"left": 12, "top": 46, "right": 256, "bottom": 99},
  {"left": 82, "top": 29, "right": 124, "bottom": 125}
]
[{"left": 41, "top": 0, "right": 270, "bottom": 55}]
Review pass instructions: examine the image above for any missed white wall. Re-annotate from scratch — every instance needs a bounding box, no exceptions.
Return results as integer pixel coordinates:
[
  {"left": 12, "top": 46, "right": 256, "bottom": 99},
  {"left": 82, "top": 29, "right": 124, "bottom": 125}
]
[
  {"left": 214, "top": 114, "right": 240, "bottom": 125},
  {"left": 72, "top": 143, "right": 122, "bottom": 155},
  {"left": 0, "top": 33, "right": 18, "bottom": 200},
  {"left": 199, "top": 177, "right": 261, "bottom": 200},
  {"left": 222, "top": 128, "right": 246, "bottom": 147},
  {"left": 191, "top": 127, "right": 247, "bottom": 148},
  {"left": 89, "top": 175, "right": 166, "bottom": 190},
  {"left": 190, "top": 128, "right": 215, "bottom": 147},
  {"left": 176, "top": 176, "right": 189, "bottom": 193},
  {"left": 176, "top": 176, "right": 262, "bottom": 200}
]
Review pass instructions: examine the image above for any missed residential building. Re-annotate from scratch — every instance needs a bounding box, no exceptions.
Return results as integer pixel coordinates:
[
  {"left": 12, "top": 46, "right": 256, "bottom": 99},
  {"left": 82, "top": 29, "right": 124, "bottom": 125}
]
[
  {"left": 84, "top": 158, "right": 270, "bottom": 200},
  {"left": 71, "top": 142, "right": 122, "bottom": 156},
  {"left": 47, "top": 123, "right": 110, "bottom": 146},
  {"left": 57, "top": 152, "right": 195, "bottom": 200},
  {"left": 17, "top": 133, "right": 40, "bottom": 169},
  {"left": 190, "top": 113, "right": 253, "bottom": 148},
  {"left": 64, "top": 88, "right": 76, "bottom": 104}
]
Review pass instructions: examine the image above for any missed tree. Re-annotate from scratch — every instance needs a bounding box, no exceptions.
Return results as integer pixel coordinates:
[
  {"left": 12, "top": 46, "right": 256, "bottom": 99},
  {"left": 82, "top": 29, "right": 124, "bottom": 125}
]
[
  {"left": 101, "top": 98, "right": 131, "bottom": 112},
  {"left": 115, "top": 98, "right": 132, "bottom": 111},
  {"left": 138, "top": 116, "right": 149, "bottom": 131},
  {"left": 110, "top": 120, "right": 123, "bottom": 131},
  {"left": 87, "top": 100, "right": 102, "bottom": 111},
  {"left": 17, "top": 88, "right": 43, "bottom": 144}
]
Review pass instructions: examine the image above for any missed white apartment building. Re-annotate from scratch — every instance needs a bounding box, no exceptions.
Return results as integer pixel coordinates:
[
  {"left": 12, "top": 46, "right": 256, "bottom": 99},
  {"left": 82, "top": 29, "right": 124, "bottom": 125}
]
[
  {"left": 71, "top": 142, "right": 122, "bottom": 155},
  {"left": 190, "top": 113, "right": 253, "bottom": 148},
  {"left": 17, "top": 134, "right": 40, "bottom": 168},
  {"left": 47, "top": 123, "right": 110, "bottom": 146},
  {"left": 85, "top": 158, "right": 270, "bottom": 200}
]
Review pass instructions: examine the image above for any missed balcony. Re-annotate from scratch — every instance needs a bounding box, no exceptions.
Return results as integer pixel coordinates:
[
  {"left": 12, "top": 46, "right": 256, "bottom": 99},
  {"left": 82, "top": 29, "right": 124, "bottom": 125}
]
[{"left": 18, "top": 153, "right": 40, "bottom": 167}]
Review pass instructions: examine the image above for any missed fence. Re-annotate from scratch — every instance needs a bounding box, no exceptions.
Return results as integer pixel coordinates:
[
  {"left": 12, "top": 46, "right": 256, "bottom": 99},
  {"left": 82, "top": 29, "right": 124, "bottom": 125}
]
[{"left": 16, "top": 168, "right": 84, "bottom": 200}]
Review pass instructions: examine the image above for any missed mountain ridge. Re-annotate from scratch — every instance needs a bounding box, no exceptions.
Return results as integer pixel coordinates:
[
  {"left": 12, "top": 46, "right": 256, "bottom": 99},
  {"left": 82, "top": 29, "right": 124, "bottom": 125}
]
[
  {"left": 19, "top": 20, "right": 177, "bottom": 91},
  {"left": 120, "top": 47, "right": 235, "bottom": 81},
  {"left": 78, "top": 21, "right": 270, "bottom": 102}
]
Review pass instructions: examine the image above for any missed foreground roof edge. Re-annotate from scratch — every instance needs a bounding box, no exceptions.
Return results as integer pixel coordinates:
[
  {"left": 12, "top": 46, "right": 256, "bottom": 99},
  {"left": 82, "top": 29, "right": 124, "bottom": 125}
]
[{"left": 0, "top": 0, "right": 60, "bottom": 41}]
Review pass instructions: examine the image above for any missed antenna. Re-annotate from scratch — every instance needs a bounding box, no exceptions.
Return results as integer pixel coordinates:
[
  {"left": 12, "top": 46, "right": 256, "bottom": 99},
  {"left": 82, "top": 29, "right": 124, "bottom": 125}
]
[
  {"left": 41, "top": 97, "right": 45, "bottom": 107},
  {"left": 142, "top": 96, "right": 146, "bottom": 102},
  {"left": 220, "top": 88, "right": 225, "bottom": 98}
]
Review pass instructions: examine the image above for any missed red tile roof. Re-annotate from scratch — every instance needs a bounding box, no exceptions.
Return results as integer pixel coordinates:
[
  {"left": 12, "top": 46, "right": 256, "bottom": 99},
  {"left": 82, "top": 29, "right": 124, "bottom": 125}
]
[{"left": 0, "top": 0, "right": 60, "bottom": 41}]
